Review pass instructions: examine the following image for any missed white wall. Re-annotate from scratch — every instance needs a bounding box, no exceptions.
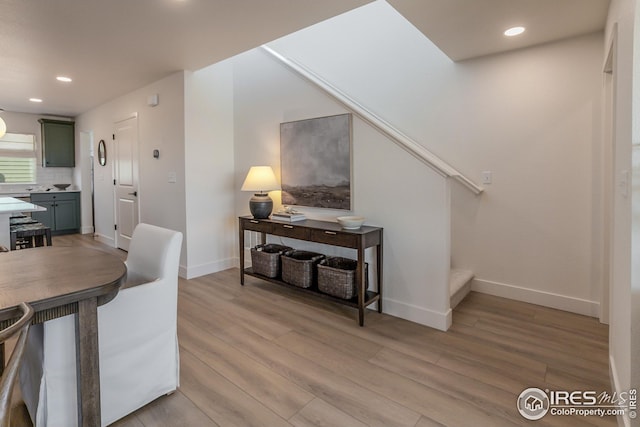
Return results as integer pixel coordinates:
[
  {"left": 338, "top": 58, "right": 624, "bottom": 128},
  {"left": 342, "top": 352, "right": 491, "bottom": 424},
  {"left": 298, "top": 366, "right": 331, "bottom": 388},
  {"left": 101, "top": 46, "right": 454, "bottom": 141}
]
[
  {"left": 233, "top": 48, "right": 452, "bottom": 330},
  {"left": 76, "top": 130, "right": 93, "bottom": 234},
  {"left": 184, "top": 60, "right": 237, "bottom": 279},
  {"left": 268, "top": 1, "right": 605, "bottom": 316},
  {"left": 76, "top": 72, "right": 188, "bottom": 269},
  {"left": 449, "top": 34, "right": 604, "bottom": 315},
  {"left": 606, "top": 0, "right": 637, "bottom": 421}
]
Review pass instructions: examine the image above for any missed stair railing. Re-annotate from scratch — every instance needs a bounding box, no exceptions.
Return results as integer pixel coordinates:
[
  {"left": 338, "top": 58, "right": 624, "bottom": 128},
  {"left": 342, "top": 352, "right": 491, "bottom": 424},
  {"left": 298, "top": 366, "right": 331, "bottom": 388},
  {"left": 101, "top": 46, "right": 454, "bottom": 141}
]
[{"left": 261, "top": 45, "right": 483, "bottom": 195}]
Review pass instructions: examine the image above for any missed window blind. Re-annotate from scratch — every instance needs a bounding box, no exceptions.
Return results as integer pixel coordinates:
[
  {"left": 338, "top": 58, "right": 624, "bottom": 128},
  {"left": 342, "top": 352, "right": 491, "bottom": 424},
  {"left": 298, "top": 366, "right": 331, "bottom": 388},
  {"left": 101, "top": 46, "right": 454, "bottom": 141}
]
[{"left": 0, "top": 133, "right": 37, "bottom": 183}]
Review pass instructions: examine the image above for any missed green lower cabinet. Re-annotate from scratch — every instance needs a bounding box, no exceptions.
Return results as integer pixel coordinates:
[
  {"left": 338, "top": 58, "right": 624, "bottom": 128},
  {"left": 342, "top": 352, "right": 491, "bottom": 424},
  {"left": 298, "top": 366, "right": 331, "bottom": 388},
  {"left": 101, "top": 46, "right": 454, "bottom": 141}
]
[
  {"left": 30, "top": 192, "right": 80, "bottom": 235},
  {"left": 32, "top": 201, "right": 56, "bottom": 227}
]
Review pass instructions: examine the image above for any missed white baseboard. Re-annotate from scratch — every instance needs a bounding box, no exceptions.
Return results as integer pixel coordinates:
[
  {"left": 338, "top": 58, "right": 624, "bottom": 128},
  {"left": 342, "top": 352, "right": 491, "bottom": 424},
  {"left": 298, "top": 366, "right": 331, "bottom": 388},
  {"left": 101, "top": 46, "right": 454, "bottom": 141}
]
[
  {"left": 241, "top": 249, "right": 453, "bottom": 331},
  {"left": 94, "top": 233, "right": 115, "bottom": 247},
  {"left": 183, "top": 257, "right": 237, "bottom": 279},
  {"left": 178, "top": 264, "right": 187, "bottom": 279},
  {"left": 383, "top": 297, "right": 452, "bottom": 331},
  {"left": 81, "top": 226, "right": 94, "bottom": 235},
  {"left": 610, "top": 355, "right": 631, "bottom": 427},
  {"left": 471, "top": 278, "right": 600, "bottom": 317}
]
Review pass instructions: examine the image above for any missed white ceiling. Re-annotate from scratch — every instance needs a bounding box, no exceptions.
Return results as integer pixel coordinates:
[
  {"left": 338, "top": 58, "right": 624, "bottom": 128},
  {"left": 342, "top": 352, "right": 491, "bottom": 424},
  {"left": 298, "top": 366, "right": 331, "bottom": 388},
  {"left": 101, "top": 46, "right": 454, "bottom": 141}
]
[
  {"left": 0, "top": 0, "right": 610, "bottom": 118},
  {"left": 387, "top": 0, "right": 611, "bottom": 61},
  {"left": 0, "top": 0, "right": 373, "bottom": 117}
]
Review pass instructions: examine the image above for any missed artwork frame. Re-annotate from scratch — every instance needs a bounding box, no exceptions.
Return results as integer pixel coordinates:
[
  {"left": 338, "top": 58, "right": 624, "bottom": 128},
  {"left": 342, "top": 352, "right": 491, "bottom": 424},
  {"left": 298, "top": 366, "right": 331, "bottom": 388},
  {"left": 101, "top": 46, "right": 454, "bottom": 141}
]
[{"left": 280, "top": 113, "right": 352, "bottom": 210}]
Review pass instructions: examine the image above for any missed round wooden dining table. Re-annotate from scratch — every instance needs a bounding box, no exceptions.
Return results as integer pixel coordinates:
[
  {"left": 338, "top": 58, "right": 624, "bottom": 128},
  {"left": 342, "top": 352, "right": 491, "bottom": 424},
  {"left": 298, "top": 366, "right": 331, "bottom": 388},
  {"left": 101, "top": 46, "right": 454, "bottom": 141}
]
[{"left": 0, "top": 246, "right": 127, "bottom": 427}]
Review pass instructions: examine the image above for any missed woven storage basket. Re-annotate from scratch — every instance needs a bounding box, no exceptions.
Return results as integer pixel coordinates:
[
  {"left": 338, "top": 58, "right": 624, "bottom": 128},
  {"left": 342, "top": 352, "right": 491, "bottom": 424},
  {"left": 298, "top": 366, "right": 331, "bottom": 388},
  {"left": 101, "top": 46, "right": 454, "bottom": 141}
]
[
  {"left": 281, "top": 250, "right": 325, "bottom": 288},
  {"left": 250, "top": 244, "right": 292, "bottom": 278},
  {"left": 318, "top": 257, "right": 368, "bottom": 299}
]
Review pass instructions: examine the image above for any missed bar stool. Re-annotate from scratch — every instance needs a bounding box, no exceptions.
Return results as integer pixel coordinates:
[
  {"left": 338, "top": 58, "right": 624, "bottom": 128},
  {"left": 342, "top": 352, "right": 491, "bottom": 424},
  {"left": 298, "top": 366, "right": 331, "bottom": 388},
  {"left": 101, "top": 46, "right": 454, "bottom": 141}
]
[
  {"left": 9, "top": 217, "right": 39, "bottom": 226},
  {"left": 9, "top": 223, "right": 52, "bottom": 251}
]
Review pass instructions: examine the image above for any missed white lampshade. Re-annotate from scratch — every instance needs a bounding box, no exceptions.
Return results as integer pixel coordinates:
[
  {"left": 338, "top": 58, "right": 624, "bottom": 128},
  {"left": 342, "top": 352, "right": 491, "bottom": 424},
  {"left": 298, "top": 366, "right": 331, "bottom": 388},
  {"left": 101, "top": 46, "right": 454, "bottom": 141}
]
[
  {"left": 0, "top": 117, "right": 6, "bottom": 139},
  {"left": 241, "top": 166, "right": 280, "bottom": 193}
]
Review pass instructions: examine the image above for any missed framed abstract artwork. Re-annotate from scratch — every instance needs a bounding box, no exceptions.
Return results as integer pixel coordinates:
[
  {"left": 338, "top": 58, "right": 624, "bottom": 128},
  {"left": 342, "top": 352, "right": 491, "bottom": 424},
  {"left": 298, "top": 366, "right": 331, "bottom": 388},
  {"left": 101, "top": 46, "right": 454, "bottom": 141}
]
[{"left": 280, "top": 113, "right": 352, "bottom": 210}]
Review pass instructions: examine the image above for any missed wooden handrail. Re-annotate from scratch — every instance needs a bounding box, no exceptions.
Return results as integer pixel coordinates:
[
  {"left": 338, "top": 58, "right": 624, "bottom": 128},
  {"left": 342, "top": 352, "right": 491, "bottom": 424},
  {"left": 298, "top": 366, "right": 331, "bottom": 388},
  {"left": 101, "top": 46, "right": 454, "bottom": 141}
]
[{"left": 261, "top": 45, "right": 483, "bottom": 195}]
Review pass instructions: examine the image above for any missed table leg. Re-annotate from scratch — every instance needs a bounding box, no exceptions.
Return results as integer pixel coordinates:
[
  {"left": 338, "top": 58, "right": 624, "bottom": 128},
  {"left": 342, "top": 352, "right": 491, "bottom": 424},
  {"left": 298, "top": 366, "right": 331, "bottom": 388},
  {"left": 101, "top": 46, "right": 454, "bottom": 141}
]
[
  {"left": 239, "top": 226, "right": 245, "bottom": 285},
  {"left": 75, "top": 297, "right": 101, "bottom": 427},
  {"left": 0, "top": 342, "right": 4, "bottom": 376},
  {"left": 357, "top": 245, "right": 365, "bottom": 326},
  {"left": 377, "top": 231, "right": 383, "bottom": 314}
]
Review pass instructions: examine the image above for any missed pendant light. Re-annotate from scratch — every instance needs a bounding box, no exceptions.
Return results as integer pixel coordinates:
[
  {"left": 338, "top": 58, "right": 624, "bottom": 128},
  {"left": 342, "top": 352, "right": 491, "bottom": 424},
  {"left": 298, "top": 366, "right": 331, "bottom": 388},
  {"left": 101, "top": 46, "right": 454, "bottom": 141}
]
[{"left": 0, "top": 116, "right": 6, "bottom": 138}]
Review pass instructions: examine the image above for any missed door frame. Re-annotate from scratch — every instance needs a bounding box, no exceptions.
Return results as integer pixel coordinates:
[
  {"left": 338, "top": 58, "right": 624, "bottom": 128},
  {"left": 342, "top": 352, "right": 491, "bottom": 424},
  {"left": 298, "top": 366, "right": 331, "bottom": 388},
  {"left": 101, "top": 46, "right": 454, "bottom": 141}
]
[{"left": 600, "top": 32, "right": 616, "bottom": 325}]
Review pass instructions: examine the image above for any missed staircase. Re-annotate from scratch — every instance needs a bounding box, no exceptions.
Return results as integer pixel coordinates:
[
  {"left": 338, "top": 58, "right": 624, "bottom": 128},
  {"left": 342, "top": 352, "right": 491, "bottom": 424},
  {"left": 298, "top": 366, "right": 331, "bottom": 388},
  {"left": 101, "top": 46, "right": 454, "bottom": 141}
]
[{"left": 450, "top": 268, "right": 474, "bottom": 309}]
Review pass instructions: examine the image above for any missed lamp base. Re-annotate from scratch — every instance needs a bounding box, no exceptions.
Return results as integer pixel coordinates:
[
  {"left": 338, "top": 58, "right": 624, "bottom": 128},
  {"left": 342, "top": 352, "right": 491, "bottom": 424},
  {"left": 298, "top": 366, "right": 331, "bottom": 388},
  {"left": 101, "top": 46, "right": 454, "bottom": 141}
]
[{"left": 249, "top": 193, "right": 273, "bottom": 219}]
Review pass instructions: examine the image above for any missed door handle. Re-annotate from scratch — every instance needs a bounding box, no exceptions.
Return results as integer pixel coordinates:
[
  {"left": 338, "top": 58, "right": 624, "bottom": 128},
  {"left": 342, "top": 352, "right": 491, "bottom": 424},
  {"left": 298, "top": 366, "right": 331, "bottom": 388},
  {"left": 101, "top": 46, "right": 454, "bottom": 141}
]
[{"left": 128, "top": 191, "right": 138, "bottom": 197}]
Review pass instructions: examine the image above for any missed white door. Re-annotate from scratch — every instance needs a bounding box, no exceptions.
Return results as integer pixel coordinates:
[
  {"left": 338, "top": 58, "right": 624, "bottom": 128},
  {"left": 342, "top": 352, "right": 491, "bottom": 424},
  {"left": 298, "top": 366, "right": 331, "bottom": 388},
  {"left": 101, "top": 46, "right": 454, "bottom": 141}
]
[{"left": 114, "top": 116, "right": 139, "bottom": 251}]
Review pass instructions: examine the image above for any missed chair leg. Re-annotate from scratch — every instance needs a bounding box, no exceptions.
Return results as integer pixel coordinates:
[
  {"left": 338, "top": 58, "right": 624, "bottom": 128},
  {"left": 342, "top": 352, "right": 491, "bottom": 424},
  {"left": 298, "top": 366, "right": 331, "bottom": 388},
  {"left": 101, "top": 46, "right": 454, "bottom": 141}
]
[
  {"left": 46, "top": 229, "right": 52, "bottom": 246},
  {"left": 10, "top": 233, "right": 16, "bottom": 251}
]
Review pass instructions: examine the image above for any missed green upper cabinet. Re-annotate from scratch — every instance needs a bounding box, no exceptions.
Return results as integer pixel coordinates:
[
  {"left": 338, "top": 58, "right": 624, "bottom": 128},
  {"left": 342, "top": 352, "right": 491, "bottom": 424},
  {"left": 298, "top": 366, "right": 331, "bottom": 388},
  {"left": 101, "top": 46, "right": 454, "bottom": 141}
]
[{"left": 39, "top": 119, "right": 75, "bottom": 167}]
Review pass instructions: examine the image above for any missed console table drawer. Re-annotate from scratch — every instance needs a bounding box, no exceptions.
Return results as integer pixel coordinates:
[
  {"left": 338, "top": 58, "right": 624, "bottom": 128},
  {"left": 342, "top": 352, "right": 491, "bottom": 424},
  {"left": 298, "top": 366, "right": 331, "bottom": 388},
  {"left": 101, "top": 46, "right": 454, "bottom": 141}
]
[
  {"left": 271, "top": 223, "right": 310, "bottom": 240},
  {"left": 311, "top": 229, "right": 358, "bottom": 248},
  {"left": 241, "top": 218, "right": 272, "bottom": 233}
]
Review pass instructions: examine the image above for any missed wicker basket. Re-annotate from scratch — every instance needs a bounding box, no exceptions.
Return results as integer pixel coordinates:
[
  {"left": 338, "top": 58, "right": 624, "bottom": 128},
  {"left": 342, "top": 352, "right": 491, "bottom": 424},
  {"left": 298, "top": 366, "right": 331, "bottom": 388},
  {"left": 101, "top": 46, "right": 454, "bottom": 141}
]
[
  {"left": 318, "top": 257, "right": 367, "bottom": 299},
  {"left": 281, "top": 250, "right": 325, "bottom": 288},
  {"left": 250, "top": 244, "right": 292, "bottom": 278}
]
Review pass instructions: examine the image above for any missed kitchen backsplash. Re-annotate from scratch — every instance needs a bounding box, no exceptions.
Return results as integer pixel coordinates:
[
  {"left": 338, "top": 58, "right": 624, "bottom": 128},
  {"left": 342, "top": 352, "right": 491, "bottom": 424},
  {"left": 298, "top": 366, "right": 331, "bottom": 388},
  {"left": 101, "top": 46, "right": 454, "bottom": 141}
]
[
  {"left": 37, "top": 167, "right": 74, "bottom": 187},
  {"left": 0, "top": 167, "right": 75, "bottom": 194}
]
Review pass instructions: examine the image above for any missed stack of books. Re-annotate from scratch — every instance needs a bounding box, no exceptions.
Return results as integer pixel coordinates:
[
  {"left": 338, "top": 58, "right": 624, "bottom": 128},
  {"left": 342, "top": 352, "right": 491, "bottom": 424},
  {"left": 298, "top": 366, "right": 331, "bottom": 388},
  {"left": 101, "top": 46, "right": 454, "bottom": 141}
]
[{"left": 271, "top": 211, "right": 306, "bottom": 222}]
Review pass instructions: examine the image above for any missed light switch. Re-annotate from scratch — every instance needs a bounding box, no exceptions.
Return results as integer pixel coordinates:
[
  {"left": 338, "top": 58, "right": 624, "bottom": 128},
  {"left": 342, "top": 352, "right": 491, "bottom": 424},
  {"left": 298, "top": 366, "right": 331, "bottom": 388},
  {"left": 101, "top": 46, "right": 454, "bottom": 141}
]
[
  {"left": 482, "top": 171, "right": 492, "bottom": 184},
  {"left": 168, "top": 172, "right": 177, "bottom": 183}
]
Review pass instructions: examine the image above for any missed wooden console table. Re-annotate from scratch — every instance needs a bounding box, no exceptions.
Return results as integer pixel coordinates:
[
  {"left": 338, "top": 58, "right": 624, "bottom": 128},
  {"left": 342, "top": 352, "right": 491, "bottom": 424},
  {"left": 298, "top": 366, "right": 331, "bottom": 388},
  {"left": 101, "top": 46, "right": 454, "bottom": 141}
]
[{"left": 239, "top": 216, "right": 383, "bottom": 326}]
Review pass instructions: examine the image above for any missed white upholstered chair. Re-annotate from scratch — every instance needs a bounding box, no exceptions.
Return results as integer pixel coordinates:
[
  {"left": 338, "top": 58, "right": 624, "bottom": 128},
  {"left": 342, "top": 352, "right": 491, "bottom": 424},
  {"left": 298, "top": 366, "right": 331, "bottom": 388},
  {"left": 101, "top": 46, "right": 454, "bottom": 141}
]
[{"left": 19, "top": 224, "right": 183, "bottom": 427}]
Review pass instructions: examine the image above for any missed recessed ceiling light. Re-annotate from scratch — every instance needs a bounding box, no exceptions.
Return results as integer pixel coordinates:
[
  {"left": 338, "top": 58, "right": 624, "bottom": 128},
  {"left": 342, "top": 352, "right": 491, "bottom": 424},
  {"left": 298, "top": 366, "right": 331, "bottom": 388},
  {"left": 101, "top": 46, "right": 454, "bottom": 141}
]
[
  {"left": 56, "top": 76, "right": 72, "bottom": 82},
  {"left": 504, "top": 26, "right": 525, "bottom": 37},
  {"left": 29, "top": 98, "right": 43, "bottom": 103}
]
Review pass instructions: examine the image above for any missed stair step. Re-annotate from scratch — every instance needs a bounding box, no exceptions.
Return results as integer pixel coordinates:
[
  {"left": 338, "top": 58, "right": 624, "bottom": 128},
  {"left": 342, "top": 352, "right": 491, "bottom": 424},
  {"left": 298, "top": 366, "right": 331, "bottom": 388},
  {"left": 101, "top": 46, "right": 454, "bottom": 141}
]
[{"left": 450, "top": 268, "right": 474, "bottom": 309}]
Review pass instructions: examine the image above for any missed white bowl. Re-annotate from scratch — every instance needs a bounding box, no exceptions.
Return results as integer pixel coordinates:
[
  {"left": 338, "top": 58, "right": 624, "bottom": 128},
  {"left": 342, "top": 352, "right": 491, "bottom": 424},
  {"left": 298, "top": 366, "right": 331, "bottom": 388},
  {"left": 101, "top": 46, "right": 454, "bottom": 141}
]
[{"left": 337, "top": 216, "right": 365, "bottom": 229}]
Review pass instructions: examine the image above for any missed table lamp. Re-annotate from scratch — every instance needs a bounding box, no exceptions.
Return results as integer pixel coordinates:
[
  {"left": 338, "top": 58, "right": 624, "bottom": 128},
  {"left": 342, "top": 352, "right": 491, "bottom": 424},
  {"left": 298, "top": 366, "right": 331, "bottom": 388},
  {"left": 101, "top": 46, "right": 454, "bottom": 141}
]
[{"left": 241, "top": 166, "right": 280, "bottom": 219}]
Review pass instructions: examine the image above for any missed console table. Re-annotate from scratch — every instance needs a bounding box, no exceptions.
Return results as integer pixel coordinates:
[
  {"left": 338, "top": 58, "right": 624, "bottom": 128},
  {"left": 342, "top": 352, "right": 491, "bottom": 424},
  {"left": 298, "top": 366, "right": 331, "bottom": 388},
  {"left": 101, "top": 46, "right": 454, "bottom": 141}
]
[{"left": 239, "top": 216, "right": 383, "bottom": 326}]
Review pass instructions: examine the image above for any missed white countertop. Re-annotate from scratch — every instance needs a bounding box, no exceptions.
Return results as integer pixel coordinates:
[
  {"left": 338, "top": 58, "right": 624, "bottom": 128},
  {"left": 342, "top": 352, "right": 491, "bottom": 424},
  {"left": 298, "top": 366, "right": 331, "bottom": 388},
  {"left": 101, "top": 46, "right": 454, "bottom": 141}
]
[
  {"left": 0, "top": 197, "right": 47, "bottom": 214},
  {"left": 29, "top": 190, "right": 80, "bottom": 194},
  {"left": 0, "top": 190, "right": 80, "bottom": 197}
]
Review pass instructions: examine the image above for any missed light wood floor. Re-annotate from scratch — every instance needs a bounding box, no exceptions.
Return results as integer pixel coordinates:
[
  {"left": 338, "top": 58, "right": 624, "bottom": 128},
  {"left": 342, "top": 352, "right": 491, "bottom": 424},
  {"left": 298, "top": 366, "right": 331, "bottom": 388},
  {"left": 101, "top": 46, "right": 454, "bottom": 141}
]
[{"left": 11, "top": 234, "right": 614, "bottom": 427}]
